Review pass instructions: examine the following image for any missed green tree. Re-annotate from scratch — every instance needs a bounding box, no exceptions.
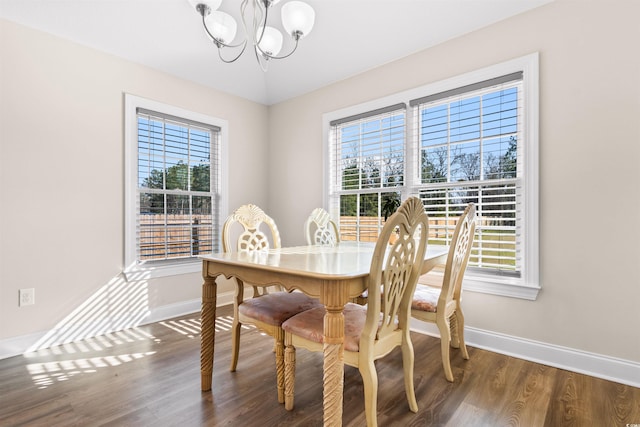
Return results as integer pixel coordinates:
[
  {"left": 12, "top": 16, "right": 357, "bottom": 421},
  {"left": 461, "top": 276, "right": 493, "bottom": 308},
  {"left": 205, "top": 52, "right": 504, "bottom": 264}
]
[
  {"left": 499, "top": 136, "right": 517, "bottom": 179},
  {"left": 361, "top": 157, "right": 380, "bottom": 188},
  {"left": 451, "top": 148, "right": 480, "bottom": 182},
  {"left": 342, "top": 158, "right": 360, "bottom": 190},
  {"left": 141, "top": 161, "right": 213, "bottom": 215},
  {"left": 383, "top": 152, "right": 404, "bottom": 187},
  {"left": 165, "top": 161, "right": 188, "bottom": 190},
  {"left": 421, "top": 147, "right": 448, "bottom": 183},
  {"left": 191, "top": 163, "right": 210, "bottom": 192}
]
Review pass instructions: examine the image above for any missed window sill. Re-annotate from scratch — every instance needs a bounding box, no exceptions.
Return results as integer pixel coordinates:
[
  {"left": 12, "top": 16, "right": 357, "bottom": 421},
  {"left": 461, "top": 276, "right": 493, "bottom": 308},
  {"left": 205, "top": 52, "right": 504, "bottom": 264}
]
[
  {"left": 124, "top": 260, "right": 201, "bottom": 281},
  {"left": 421, "top": 271, "right": 541, "bottom": 300},
  {"left": 463, "top": 275, "right": 541, "bottom": 300}
]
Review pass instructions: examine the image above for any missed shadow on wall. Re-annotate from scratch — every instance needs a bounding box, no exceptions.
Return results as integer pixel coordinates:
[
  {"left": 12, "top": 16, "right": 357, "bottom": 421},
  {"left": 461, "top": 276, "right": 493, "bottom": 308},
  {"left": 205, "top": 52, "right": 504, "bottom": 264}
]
[{"left": 27, "top": 271, "right": 153, "bottom": 352}]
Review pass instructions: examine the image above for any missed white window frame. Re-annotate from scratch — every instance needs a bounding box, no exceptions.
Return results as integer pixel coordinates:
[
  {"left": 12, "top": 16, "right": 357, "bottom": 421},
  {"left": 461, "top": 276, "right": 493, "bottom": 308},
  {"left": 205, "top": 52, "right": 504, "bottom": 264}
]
[
  {"left": 323, "top": 53, "right": 540, "bottom": 300},
  {"left": 124, "top": 94, "right": 228, "bottom": 280}
]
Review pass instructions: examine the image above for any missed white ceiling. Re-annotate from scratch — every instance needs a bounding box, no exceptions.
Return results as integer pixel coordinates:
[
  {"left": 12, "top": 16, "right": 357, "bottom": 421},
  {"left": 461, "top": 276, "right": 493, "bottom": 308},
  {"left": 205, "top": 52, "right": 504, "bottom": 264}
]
[{"left": 0, "top": 0, "right": 553, "bottom": 105}]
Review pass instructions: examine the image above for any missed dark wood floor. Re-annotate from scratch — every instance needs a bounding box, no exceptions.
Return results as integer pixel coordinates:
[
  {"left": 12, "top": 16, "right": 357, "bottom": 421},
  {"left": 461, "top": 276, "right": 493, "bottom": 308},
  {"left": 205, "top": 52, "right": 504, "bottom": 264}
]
[{"left": 1, "top": 304, "right": 638, "bottom": 427}]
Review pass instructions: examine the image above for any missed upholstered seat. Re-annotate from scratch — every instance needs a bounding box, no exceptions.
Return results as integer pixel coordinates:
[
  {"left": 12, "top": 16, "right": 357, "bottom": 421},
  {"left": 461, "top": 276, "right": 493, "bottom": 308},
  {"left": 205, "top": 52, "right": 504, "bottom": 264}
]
[
  {"left": 411, "top": 285, "right": 439, "bottom": 312},
  {"left": 238, "top": 292, "right": 324, "bottom": 326},
  {"left": 282, "top": 197, "right": 429, "bottom": 427},
  {"left": 224, "top": 204, "right": 322, "bottom": 404},
  {"left": 411, "top": 203, "right": 476, "bottom": 382},
  {"left": 282, "top": 303, "right": 367, "bottom": 352}
]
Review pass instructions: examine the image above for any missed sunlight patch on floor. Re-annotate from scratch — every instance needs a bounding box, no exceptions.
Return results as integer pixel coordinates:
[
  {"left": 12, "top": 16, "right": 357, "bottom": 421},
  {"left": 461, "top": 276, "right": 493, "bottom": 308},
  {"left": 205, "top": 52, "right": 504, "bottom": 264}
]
[
  {"left": 22, "top": 311, "right": 255, "bottom": 388},
  {"left": 26, "top": 351, "right": 156, "bottom": 389}
]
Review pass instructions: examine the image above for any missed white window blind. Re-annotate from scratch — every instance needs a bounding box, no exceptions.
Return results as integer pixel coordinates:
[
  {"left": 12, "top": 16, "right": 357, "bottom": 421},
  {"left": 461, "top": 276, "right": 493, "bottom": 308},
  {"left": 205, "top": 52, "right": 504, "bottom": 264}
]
[
  {"left": 135, "top": 109, "right": 221, "bottom": 264},
  {"left": 328, "top": 104, "right": 406, "bottom": 242},
  {"left": 412, "top": 73, "right": 523, "bottom": 277}
]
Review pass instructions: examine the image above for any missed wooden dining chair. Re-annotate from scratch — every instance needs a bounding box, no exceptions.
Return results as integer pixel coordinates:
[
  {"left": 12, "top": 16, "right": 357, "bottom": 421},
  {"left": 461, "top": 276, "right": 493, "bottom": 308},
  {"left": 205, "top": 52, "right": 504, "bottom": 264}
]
[
  {"left": 304, "top": 207, "right": 340, "bottom": 246},
  {"left": 224, "top": 204, "right": 323, "bottom": 404},
  {"left": 411, "top": 203, "right": 476, "bottom": 382},
  {"left": 282, "top": 197, "right": 429, "bottom": 427}
]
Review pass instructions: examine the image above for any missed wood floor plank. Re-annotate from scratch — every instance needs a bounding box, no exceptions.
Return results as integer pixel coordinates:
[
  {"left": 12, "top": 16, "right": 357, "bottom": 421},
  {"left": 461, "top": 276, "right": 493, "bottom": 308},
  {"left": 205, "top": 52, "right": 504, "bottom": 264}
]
[{"left": 0, "top": 304, "right": 637, "bottom": 427}]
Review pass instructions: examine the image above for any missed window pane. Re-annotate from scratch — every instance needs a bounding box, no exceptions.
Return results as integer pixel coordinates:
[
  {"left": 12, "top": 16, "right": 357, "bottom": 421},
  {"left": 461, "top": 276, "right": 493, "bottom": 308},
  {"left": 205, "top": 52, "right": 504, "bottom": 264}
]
[
  {"left": 359, "top": 193, "right": 380, "bottom": 242},
  {"left": 165, "top": 160, "right": 188, "bottom": 191},
  {"left": 450, "top": 96, "right": 480, "bottom": 143},
  {"left": 416, "top": 81, "right": 522, "bottom": 275},
  {"left": 337, "top": 111, "right": 404, "bottom": 191},
  {"left": 482, "top": 87, "right": 518, "bottom": 137},
  {"left": 190, "top": 128, "right": 211, "bottom": 191},
  {"left": 164, "top": 122, "right": 189, "bottom": 163},
  {"left": 136, "top": 110, "right": 219, "bottom": 263},
  {"left": 420, "top": 105, "right": 448, "bottom": 147},
  {"left": 419, "top": 182, "right": 519, "bottom": 274},
  {"left": 139, "top": 158, "right": 164, "bottom": 189},
  {"left": 163, "top": 195, "right": 190, "bottom": 259},
  {"left": 190, "top": 163, "right": 210, "bottom": 192},
  {"left": 421, "top": 146, "right": 448, "bottom": 184},
  {"left": 483, "top": 136, "right": 517, "bottom": 180},
  {"left": 339, "top": 194, "right": 357, "bottom": 241},
  {"left": 192, "top": 195, "right": 213, "bottom": 255},
  {"left": 450, "top": 141, "right": 480, "bottom": 182},
  {"left": 139, "top": 192, "right": 165, "bottom": 261}
]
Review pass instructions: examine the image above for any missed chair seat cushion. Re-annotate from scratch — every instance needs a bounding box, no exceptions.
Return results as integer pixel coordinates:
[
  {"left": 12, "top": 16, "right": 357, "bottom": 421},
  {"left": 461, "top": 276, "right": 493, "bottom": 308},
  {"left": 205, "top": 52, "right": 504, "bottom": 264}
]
[
  {"left": 239, "top": 292, "right": 323, "bottom": 326},
  {"left": 411, "top": 284, "right": 440, "bottom": 312},
  {"left": 282, "top": 303, "right": 367, "bottom": 352}
]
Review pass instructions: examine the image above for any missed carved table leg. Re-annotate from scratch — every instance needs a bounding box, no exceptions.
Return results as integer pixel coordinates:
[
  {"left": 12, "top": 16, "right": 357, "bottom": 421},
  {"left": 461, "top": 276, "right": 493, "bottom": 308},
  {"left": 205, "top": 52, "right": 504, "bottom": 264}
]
[
  {"left": 322, "top": 281, "right": 347, "bottom": 427},
  {"left": 200, "top": 272, "right": 217, "bottom": 391}
]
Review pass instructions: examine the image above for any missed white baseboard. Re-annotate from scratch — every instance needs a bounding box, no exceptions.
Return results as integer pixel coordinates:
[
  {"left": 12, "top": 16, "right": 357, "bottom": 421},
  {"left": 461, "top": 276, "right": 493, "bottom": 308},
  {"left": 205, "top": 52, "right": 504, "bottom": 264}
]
[
  {"left": 0, "top": 290, "right": 236, "bottom": 361},
  {"left": 410, "top": 319, "right": 640, "bottom": 388}
]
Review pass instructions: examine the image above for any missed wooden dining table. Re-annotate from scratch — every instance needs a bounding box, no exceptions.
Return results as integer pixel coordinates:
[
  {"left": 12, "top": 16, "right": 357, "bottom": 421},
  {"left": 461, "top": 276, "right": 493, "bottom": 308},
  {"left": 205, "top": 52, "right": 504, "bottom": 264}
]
[{"left": 199, "top": 241, "right": 449, "bottom": 427}]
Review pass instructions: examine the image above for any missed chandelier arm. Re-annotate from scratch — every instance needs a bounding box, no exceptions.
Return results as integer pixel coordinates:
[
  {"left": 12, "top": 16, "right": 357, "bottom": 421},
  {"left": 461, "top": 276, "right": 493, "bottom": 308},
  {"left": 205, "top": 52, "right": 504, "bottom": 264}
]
[
  {"left": 258, "top": 37, "right": 300, "bottom": 60},
  {"left": 254, "top": 1, "right": 269, "bottom": 46},
  {"left": 217, "top": 41, "right": 249, "bottom": 63},
  {"left": 241, "top": 0, "right": 252, "bottom": 42},
  {"left": 256, "top": 50, "right": 270, "bottom": 72}
]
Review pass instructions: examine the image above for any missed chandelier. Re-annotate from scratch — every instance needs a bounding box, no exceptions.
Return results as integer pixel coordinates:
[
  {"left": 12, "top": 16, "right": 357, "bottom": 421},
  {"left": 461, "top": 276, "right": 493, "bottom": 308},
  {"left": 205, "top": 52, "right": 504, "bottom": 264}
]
[{"left": 189, "top": 0, "right": 315, "bottom": 71}]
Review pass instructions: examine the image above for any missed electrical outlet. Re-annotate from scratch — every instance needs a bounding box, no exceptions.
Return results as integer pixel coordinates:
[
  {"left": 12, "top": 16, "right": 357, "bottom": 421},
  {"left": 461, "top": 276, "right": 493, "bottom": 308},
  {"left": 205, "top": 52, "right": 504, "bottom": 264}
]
[{"left": 19, "top": 288, "right": 35, "bottom": 306}]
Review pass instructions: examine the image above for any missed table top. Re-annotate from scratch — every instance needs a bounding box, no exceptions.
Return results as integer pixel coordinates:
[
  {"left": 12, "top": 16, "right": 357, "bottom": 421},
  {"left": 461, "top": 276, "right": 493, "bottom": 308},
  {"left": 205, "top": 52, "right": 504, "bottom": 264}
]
[{"left": 200, "top": 241, "right": 449, "bottom": 280}]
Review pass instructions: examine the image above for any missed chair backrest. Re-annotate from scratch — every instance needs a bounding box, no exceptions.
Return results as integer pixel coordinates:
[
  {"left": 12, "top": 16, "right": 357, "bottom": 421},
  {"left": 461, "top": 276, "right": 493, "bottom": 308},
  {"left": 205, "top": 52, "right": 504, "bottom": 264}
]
[
  {"left": 304, "top": 208, "right": 340, "bottom": 246},
  {"left": 363, "top": 197, "right": 429, "bottom": 346},
  {"left": 222, "top": 204, "right": 281, "bottom": 253},
  {"left": 440, "top": 203, "right": 476, "bottom": 307}
]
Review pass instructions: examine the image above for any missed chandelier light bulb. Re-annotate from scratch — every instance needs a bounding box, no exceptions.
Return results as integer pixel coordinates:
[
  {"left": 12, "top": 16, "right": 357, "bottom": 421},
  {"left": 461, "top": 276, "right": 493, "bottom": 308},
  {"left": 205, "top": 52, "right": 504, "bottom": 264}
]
[
  {"left": 281, "top": 1, "right": 315, "bottom": 39},
  {"left": 205, "top": 11, "right": 237, "bottom": 44},
  {"left": 257, "top": 26, "right": 283, "bottom": 56}
]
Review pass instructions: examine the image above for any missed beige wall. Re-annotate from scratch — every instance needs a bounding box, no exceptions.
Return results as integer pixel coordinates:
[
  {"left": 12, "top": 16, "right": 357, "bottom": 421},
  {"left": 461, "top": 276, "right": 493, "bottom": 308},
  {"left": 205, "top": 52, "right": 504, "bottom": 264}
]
[
  {"left": 0, "top": 20, "right": 268, "bottom": 341},
  {"left": 1, "top": 0, "right": 639, "bottom": 366},
  {"left": 268, "top": 0, "right": 640, "bottom": 362}
]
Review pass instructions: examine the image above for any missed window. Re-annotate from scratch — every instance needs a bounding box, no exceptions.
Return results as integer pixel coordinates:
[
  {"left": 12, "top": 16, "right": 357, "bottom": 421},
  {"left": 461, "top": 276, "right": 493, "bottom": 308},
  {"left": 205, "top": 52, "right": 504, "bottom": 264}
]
[
  {"left": 124, "top": 95, "right": 228, "bottom": 279},
  {"left": 328, "top": 104, "right": 406, "bottom": 242},
  {"left": 325, "top": 54, "right": 539, "bottom": 299}
]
